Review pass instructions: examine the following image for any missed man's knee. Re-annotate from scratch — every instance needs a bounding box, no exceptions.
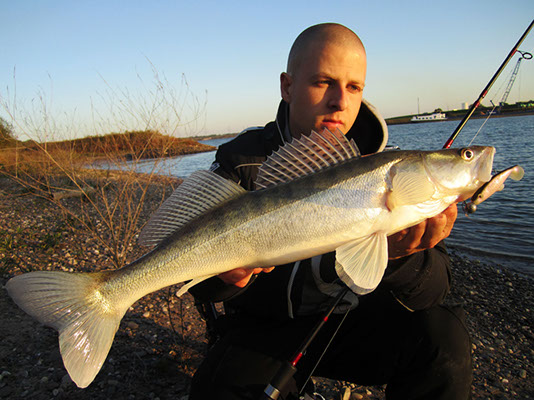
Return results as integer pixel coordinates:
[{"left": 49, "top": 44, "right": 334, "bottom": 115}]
[
  {"left": 392, "top": 305, "right": 472, "bottom": 399},
  {"left": 425, "top": 305, "right": 472, "bottom": 374}
]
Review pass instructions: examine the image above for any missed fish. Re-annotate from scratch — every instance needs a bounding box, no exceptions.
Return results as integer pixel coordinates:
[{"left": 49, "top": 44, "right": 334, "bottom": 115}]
[
  {"left": 6, "top": 128, "right": 496, "bottom": 388},
  {"left": 464, "top": 165, "right": 524, "bottom": 213}
]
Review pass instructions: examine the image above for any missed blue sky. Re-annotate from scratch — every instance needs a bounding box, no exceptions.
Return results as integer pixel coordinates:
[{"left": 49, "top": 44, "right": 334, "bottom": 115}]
[{"left": 2, "top": 1, "right": 533, "bottom": 139}]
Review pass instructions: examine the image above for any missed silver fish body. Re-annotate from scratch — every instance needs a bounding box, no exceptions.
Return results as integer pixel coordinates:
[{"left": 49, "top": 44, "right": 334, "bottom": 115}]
[{"left": 6, "top": 129, "right": 496, "bottom": 388}]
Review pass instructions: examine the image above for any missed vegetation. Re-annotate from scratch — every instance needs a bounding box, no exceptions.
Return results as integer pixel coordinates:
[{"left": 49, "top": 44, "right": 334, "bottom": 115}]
[
  {"left": 41, "top": 129, "right": 215, "bottom": 160},
  {"left": 0, "top": 128, "right": 214, "bottom": 268},
  {"left": 0, "top": 64, "right": 217, "bottom": 269},
  {"left": 0, "top": 117, "right": 17, "bottom": 148}
]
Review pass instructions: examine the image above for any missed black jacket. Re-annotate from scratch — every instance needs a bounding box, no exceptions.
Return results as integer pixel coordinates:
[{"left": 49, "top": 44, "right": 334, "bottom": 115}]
[{"left": 190, "top": 100, "right": 451, "bottom": 319}]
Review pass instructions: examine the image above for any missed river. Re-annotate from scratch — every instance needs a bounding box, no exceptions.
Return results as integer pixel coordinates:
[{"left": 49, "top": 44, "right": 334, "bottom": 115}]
[{"left": 117, "top": 115, "right": 534, "bottom": 277}]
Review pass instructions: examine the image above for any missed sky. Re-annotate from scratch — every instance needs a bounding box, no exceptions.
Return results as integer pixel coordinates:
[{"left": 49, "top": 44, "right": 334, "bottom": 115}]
[{"left": 1, "top": 1, "right": 534, "bottom": 140}]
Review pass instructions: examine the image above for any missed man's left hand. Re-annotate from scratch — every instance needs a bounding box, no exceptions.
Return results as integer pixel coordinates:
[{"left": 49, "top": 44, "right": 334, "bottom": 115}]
[{"left": 387, "top": 204, "right": 458, "bottom": 260}]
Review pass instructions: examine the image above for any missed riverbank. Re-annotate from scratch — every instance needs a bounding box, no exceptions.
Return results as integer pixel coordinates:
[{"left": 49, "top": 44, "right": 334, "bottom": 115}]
[{"left": 0, "top": 177, "right": 532, "bottom": 399}]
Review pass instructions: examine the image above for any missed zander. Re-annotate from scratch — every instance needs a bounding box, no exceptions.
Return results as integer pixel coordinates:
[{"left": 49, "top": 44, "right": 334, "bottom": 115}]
[{"left": 7, "top": 129, "right": 496, "bottom": 388}]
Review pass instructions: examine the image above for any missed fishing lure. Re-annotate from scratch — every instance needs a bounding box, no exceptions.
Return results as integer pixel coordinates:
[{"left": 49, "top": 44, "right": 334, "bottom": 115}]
[{"left": 464, "top": 165, "right": 524, "bottom": 214}]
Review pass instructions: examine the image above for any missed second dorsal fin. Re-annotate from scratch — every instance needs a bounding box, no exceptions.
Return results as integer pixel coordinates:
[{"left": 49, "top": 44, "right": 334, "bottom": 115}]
[{"left": 255, "top": 128, "right": 361, "bottom": 189}]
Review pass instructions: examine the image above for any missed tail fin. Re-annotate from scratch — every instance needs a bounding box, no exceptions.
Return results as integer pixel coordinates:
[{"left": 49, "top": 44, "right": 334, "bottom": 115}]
[{"left": 6, "top": 271, "right": 125, "bottom": 388}]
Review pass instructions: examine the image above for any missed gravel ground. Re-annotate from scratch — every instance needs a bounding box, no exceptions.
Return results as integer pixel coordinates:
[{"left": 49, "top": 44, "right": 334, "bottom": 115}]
[{"left": 0, "top": 176, "right": 532, "bottom": 400}]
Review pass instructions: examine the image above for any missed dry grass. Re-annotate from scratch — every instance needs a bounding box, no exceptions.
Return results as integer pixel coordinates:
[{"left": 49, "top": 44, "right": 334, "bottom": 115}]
[
  {"left": 0, "top": 67, "right": 211, "bottom": 268},
  {"left": 0, "top": 138, "right": 183, "bottom": 268}
]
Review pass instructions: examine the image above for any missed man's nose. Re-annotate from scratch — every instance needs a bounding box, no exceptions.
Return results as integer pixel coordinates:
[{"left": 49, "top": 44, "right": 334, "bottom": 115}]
[{"left": 328, "top": 85, "right": 348, "bottom": 111}]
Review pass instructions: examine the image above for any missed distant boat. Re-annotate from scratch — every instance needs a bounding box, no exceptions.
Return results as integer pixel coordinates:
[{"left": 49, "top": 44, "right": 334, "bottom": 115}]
[{"left": 411, "top": 112, "right": 447, "bottom": 122}]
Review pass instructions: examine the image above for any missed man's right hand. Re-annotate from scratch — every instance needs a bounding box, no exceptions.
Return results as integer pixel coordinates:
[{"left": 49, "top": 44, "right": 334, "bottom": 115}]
[{"left": 218, "top": 267, "right": 274, "bottom": 287}]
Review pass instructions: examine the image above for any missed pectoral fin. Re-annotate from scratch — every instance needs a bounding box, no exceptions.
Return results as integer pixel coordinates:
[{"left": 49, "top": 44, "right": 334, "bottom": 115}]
[
  {"left": 386, "top": 172, "right": 435, "bottom": 211},
  {"left": 335, "top": 233, "right": 388, "bottom": 295}
]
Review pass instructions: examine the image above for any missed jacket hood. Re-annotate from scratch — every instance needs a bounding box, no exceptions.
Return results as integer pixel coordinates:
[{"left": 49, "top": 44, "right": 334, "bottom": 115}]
[{"left": 274, "top": 99, "right": 388, "bottom": 156}]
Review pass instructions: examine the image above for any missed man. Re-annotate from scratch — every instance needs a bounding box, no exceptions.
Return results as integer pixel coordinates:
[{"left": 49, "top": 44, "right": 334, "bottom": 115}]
[{"left": 190, "top": 23, "right": 471, "bottom": 399}]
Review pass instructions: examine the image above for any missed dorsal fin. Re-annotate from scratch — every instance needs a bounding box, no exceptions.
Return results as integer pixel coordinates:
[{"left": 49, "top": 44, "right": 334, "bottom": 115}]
[
  {"left": 255, "top": 128, "right": 361, "bottom": 189},
  {"left": 138, "top": 170, "right": 246, "bottom": 246}
]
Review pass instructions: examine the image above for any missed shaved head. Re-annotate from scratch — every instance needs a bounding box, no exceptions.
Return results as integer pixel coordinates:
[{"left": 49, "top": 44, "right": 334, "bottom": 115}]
[
  {"left": 287, "top": 23, "right": 365, "bottom": 76},
  {"left": 280, "top": 23, "right": 367, "bottom": 136}
]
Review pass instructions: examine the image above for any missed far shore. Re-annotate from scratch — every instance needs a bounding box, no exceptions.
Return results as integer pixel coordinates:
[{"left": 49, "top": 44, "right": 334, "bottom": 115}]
[{"left": 385, "top": 108, "right": 534, "bottom": 125}]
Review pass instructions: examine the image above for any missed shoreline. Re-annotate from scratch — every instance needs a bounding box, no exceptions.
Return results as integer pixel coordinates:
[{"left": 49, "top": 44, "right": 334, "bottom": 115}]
[
  {"left": 448, "top": 247, "right": 534, "bottom": 280},
  {"left": 385, "top": 109, "right": 534, "bottom": 125},
  {"left": 0, "top": 177, "right": 532, "bottom": 399}
]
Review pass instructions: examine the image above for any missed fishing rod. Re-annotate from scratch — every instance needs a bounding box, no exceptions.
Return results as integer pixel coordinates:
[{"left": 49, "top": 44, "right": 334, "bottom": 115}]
[
  {"left": 261, "top": 286, "right": 350, "bottom": 400},
  {"left": 443, "top": 19, "right": 534, "bottom": 149}
]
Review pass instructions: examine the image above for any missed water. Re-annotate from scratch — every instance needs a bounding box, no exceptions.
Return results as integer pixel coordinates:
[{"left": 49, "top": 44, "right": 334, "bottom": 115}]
[
  {"left": 114, "top": 116, "right": 534, "bottom": 276},
  {"left": 114, "top": 137, "right": 227, "bottom": 178},
  {"left": 387, "top": 115, "right": 534, "bottom": 276}
]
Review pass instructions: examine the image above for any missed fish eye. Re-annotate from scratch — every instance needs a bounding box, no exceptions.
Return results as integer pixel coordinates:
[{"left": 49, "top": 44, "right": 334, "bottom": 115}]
[{"left": 460, "top": 148, "right": 474, "bottom": 161}]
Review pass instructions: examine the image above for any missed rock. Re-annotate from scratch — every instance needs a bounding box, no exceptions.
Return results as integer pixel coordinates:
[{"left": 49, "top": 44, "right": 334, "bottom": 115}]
[{"left": 341, "top": 386, "right": 351, "bottom": 400}]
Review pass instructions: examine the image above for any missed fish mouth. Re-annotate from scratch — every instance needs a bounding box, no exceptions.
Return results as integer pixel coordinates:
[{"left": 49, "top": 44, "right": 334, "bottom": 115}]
[
  {"left": 455, "top": 146, "right": 495, "bottom": 202},
  {"left": 477, "top": 147, "right": 496, "bottom": 184}
]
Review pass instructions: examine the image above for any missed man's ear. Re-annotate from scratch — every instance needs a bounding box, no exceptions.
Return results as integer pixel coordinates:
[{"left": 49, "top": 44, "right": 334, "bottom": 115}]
[{"left": 280, "top": 72, "right": 292, "bottom": 102}]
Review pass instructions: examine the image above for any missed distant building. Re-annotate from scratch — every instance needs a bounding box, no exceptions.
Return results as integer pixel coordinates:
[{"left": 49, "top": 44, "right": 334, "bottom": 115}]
[{"left": 462, "top": 102, "right": 469, "bottom": 110}]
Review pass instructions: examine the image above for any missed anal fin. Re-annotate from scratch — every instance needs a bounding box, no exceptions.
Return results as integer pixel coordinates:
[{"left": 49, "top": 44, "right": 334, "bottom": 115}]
[{"left": 176, "top": 275, "right": 216, "bottom": 297}]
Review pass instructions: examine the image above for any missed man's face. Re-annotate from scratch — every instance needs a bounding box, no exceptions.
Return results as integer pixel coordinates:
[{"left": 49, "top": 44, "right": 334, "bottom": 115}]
[{"left": 281, "top": 41, "right": 366, "bottom": 137}]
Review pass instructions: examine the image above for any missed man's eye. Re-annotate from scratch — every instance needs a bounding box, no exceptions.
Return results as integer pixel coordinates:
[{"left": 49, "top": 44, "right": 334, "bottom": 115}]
[{"left": 348, "top": 84, "right": 362, "bottom": 92}]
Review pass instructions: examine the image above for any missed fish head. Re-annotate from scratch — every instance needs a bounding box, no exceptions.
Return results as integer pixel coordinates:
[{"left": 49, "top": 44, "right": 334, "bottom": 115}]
[{"left": 422, "top": 146, "right": 495, "bottom": 201}]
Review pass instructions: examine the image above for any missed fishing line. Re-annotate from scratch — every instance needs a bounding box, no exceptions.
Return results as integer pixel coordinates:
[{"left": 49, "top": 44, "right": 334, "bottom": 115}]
[
  {"left": 467, "top": 102, "right": 497, "bottom": 146},
  {"left": 443, "top": 19, "right": 534, "bottom": 148},
  {"left": 298, "top": 298, "right": 352, "bottom": 397},
  {"left": 468, "top": 48, "right": 533, "bottom": 146}
]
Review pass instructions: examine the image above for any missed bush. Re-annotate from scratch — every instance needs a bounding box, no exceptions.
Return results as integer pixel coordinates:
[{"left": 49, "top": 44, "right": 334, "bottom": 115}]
[{"left": 0, "top": 117, "right": 16, "bottom": 148}]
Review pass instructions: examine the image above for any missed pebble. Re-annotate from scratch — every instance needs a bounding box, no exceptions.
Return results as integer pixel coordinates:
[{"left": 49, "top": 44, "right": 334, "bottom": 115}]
[
  {"left": 519, "top": 369, "right": 527, "bottom": 379},
  {"left": 134, "top": 350, "right": 147, "bottom": 358},
  {"left": 127, "top": 321, "right": 139, "bottom": 329},
  {"left": 61, "top": 374, "right": 72, "bottom": 387},
  {"left": 340, "top": 386, "right": 351, "bottom": 400}
]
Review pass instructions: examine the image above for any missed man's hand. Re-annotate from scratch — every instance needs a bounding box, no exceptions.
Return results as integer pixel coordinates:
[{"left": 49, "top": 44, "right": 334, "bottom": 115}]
[
  {"left": 387, "top": 204, "right": 458, "bottom": 260},
  {"left": 218, "top": 267, "right": 275, "bottom": 288}
]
